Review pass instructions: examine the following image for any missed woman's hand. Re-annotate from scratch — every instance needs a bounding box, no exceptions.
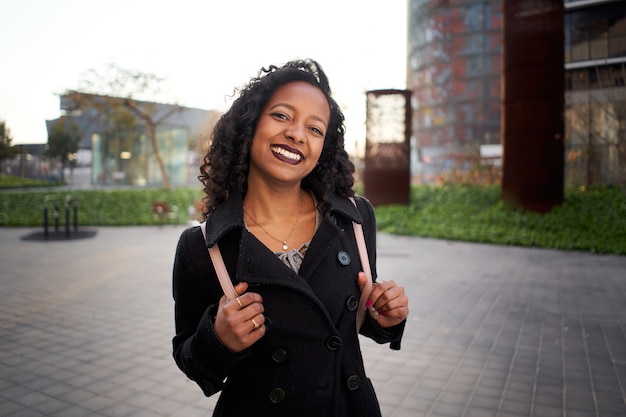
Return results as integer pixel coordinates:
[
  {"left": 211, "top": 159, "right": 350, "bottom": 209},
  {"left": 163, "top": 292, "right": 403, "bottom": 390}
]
[
  {"left": 358, "top": 272, "right": 409, "bottom": 328},
  {"left": 213, "top": 282, "right": 266, "bottom": 352}
]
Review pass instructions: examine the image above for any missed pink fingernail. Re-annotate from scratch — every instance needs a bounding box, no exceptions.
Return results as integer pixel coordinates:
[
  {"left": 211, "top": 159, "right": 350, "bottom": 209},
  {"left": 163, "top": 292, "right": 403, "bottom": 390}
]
[
  {"left": 366, "top": 300, "right": 373, "bottom": 308},
  {"left": 381, "top": 311, "right": 388, "bottom": 316}
]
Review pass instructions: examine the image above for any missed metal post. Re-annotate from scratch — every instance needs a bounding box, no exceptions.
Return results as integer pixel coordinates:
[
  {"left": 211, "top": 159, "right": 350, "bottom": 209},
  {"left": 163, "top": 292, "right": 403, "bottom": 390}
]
[
  {"left": 73, "top": 203, "right": 78, "bottom": 232},
  {"left": 43, "top": 205, "right": 49, "bottom": 238},
  {"left": 65, "top": 204, "right": 70, "bottom": 236},
  {"left": 54, "top": 204, "right": 59, "bottom": 233}
]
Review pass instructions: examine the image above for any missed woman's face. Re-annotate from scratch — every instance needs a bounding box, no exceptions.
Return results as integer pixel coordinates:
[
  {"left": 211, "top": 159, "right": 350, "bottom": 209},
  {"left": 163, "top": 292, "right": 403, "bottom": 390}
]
[{"left": 248, "top": 81, "right": 330, "bottom": 187}]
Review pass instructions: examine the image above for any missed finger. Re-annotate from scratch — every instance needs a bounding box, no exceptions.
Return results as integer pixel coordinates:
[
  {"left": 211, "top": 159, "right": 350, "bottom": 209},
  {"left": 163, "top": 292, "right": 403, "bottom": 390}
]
[
  {"left": 377, "top": 288, "right": 409, "bottom": 317},
  {"left": 229, "top": 282, "right": 255, "bottom": 310},
  {"left": 234, "top": 282, "right": 249, "bottom": 297},
  {"left": 250, "top": 313, "right": 265, "bottom": 331},
  {"left": 370, "top": 281, "right": 398, "bottom": 310},
  {"left": 357, "top": 271, "right": 369, "bottom": 293},
  {"left": 236, "top": 291, "right": 264, "bottom": 310},
  {"left": 357, "top": 272, "right": 378, "bottom": 317}
]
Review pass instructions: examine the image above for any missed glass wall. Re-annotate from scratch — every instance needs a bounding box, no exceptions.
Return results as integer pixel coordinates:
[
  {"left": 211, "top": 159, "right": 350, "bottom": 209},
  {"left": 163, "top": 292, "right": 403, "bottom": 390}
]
[
  {"left": 565, "top": 90, "right": 626, "bottom": 185},
  {"left": 148, "top": 126, "right": 188, "bottom": 187},
  {"left": 91, "top": 125, "right": 188, "bottom": 186},
  {"left": 564, "top": 2, "right": 626, "bottom": 185},
  {"left": 565, "top": 2, "right": 626, "bottom": 63}
]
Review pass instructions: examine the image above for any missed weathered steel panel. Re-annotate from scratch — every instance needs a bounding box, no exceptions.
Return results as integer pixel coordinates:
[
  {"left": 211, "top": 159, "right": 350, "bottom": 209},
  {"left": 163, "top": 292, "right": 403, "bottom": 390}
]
[
  {"left": 364, "top": 89, "right": 412, "bottom": 206},
  {"left": 501, "top": 0, "right": 565, "bottom": 212}
]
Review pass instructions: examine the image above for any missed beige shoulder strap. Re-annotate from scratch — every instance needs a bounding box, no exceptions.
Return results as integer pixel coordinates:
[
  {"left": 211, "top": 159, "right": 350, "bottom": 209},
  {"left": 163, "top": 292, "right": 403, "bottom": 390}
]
[
  {"left": 200, "top": 222, "right": 238, "bottom": 301},
  {"left": 199, "top": 197, "right": 373, "bottom": 332},
  {"left": 350, "top": 197, "right": 373, "bottom": 332}
]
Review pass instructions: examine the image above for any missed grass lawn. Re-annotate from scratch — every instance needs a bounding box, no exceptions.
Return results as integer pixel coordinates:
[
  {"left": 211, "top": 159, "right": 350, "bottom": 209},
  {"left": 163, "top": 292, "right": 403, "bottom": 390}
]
[{"left": 374, "top": 185, "right": 626, "bottom": 256}]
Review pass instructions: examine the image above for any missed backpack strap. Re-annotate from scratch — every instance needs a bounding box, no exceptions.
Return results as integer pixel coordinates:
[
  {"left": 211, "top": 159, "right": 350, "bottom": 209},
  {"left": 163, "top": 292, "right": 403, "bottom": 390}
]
[
  {"left": 350, "top": 197, "right": 373, "bottom": 332},
  {"left": 200, "top": 222, "right": 238, "bottom": 301},
  {"left": 199, "top": 196, "right": 373, "bottom": 332}
]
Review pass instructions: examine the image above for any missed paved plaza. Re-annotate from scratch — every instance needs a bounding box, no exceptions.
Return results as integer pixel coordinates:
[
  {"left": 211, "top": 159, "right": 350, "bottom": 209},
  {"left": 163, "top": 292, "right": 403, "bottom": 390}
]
[{"left": 1, "top": 225, "right": 625, "bottom": 417}]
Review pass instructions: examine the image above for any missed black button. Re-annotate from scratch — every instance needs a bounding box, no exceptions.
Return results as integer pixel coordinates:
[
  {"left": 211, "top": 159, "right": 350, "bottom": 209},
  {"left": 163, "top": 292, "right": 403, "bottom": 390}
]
[
  {"left": 346, "top": 296, "right": 358, "bottom": 311},
  {"left": 346, "top": 375, "right": 360, "bottom": 390},
  {"left": 269, "top": 387, "right": 285, "bottom": 404},
  {"left": 326, "top": 335, "right": 343, "bottom": 351},
  {"left": 271, "top": 349, "right": 287, "bottom": 363},
  {"left": 337, "top": 251, "right": 351, "bottom": 265}
]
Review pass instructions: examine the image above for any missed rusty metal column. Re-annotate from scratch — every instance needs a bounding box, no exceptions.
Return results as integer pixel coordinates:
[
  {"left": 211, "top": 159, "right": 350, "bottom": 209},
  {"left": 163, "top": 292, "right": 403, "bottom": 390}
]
[
  {"left": 364, "top": 89, "right": 412, "bottom": 206},
  {"left": 501, "top": 0, "right": 564, "bottom": 212}
]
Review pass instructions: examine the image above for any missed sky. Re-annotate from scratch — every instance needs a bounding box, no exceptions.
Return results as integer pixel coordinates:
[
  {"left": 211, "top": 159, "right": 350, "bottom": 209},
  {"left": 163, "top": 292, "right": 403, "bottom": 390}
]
[{"left": 0, "top": 0, "right": 407, "bottom": 155}]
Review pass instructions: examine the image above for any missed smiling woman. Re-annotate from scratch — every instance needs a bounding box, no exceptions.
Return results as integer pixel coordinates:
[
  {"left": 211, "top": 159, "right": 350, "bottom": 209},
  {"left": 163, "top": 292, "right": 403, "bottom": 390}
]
[
  {"left": 171, "top": 59, "right": 409, "bottom": 417},
  {"left": 247, "top": 81, "right": 329, "bottom": 201}
]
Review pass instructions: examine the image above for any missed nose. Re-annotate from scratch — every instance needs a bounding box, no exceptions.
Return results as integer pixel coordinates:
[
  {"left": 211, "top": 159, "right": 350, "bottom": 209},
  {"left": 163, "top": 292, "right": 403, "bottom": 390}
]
[{"left": 285, "top": 123, "right": 307, "bottom": 144}]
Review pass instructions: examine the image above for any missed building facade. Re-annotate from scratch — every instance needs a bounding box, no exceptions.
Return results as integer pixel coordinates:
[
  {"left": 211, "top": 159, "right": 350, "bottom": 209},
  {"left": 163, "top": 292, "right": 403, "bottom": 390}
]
[
  {"left": 407, "top": 0, "right": 626, "bottom": 185},
  {"left": 46, "top": 94, "right": 219, "bottom": 187},
  {"left": 564, "top": 0, "right": 626, "bottom": 185},
  {"left": 408, "top": 0, "right": 503, "bottom": 183}
]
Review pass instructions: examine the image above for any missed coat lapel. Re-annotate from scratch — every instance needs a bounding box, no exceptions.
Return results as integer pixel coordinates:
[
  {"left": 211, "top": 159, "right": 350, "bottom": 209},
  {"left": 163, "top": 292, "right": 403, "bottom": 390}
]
[
  {"left": 297, "top": 213, "right": 342, "bottom": 282},
  {"left": 236, "top": 229, "right": 316, "bottom": 295},
  {"left": 203, "top": 180, "right": 366, "bottom": 302}
]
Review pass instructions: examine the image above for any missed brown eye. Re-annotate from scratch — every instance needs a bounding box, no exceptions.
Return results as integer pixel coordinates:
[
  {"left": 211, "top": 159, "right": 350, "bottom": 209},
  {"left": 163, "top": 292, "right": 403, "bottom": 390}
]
[{"left": 310, "top": 126, "right": 324, "bottom": 136}]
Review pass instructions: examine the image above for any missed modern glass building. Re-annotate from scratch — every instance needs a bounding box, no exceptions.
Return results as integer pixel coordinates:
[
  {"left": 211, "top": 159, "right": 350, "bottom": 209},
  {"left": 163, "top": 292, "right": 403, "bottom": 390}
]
[
  {"left": 408, "top": 0, "right": 626, "bottom": 185},
  {"left": 564, "top": 0, "right": 626, "bottom": 185},
  {"left": 408, "top": 0, "right": 503, "bottom": 182},
  {"left": 88, "top": 123, "right": 189, "bottom": 186},
  {"left": 46, "top": 94, "right": 219, "bottom": 187}
]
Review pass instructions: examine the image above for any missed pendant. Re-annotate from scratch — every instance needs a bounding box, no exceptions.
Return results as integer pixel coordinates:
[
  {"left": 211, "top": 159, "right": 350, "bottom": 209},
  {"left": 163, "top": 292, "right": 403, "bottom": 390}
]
[{"left": 282, "top": 241, "right": 288, "bottom": 251}]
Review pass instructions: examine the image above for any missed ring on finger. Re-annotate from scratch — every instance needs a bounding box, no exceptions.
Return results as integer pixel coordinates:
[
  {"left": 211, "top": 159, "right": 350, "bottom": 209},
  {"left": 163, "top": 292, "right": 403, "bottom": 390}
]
[
  {"left": 251, "top": 318, "right": 260, "bottom": 330},
  {"left": 236, "top": 297, "right": 243, "bottom": 308}
]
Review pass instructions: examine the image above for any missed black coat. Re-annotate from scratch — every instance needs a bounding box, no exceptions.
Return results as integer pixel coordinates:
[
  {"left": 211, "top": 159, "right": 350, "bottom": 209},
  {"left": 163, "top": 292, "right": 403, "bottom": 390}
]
[{"left": 172, "top": 180, "right": 405, "bottom": 417}]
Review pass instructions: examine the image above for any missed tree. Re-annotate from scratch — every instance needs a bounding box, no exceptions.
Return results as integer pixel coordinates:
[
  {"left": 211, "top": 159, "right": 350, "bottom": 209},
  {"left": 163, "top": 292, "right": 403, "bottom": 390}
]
[
  {"left": 46, "top": 118, "right": 80, "bottom": 183},
  {"left": 0, "top": 119, "right": 18, "bottom": 174},
  {"left": 64, "top": 64, "right": 181, "bottom": 188}
]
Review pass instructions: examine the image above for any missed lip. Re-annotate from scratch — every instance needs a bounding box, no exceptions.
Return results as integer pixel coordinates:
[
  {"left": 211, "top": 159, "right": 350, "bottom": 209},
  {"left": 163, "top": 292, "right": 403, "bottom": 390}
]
[{"left": 270, "top": 144, "right": 305, "bottom": 165}]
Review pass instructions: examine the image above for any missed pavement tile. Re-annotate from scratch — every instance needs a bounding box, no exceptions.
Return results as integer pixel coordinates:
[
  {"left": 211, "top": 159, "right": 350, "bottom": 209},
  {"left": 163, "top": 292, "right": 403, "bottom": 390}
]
[{"left": 2, "top": 226, "right": 626, "bottom": 416}]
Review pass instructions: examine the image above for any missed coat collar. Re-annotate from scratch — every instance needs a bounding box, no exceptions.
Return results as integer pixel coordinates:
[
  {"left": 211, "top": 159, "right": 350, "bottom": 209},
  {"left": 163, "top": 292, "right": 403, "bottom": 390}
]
[{"left": 203, "top": 178, "right": 363, "bottom": 247}]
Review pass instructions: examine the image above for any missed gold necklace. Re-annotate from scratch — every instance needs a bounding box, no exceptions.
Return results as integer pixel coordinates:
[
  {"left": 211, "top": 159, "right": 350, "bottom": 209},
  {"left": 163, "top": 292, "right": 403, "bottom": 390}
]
[{"left": 243, "top": 192, "right": 304, "bottom": 251}]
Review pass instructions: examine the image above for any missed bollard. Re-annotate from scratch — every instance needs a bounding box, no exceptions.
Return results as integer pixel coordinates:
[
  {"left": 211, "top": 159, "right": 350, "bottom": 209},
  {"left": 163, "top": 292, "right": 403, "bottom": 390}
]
[
  {"left": 73, "top": 203, "right": 78, "bottom": 232},
  {"left": 43, "top": 205, "right": 49, "bottom": 237},
  {"left": 65, "top": 204, "right": 70, "bottom": 236},
  {"left": 54, "top": 204, "right": 59, "bottom": 233}
]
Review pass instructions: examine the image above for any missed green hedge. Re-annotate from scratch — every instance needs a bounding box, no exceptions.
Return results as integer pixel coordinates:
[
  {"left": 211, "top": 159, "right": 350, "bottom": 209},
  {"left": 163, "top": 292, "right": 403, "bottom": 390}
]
[
  {"left": 0, "top": 187, "right": 204, "bottom": 227},
  {"left": 0, "top": 174, "right": 63, "bottom": 189},
  {"left": 2, "top": 184, "right": 624, "bottom": 255}
]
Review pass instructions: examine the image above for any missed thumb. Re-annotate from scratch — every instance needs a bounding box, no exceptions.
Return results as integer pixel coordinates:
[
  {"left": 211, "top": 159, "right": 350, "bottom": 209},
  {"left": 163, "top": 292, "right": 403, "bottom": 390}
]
[
  {"left": 233, "top": 282, "right": 249, "bottom": 297},
  {"left": 357, "top": 271, "right": 369, "bottom": 293}
]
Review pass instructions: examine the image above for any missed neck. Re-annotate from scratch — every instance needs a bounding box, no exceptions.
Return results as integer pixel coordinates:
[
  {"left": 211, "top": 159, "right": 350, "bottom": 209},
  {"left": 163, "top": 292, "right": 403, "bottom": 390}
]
[
  {"left": 243, "top": 180, "right": 303, "bottom": 220},
  {"left": 242, "top": 178, "right": 318, "bottom": 252}
]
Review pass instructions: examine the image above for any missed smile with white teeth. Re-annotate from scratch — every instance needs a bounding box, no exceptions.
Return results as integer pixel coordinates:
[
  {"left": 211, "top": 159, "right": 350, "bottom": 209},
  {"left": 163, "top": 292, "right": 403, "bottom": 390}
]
[{"left": 271, "top": 145, "right": 302, "bottom": 162}]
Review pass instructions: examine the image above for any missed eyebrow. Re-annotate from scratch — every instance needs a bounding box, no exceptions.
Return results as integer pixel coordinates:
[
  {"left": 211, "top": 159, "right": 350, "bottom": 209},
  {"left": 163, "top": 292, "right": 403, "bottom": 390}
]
[{"left": 269, "top": 103, "right": 328, "bottom": 129}]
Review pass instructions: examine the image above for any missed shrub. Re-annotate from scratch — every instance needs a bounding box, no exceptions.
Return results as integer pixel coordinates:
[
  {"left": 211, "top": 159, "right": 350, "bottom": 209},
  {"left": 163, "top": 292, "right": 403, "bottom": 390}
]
[
  {"left": 374, "top": 185, "right": 626, "bottom": 255},
  {"left": 0, "top": 187, "right": 204, "bottom": 226}
]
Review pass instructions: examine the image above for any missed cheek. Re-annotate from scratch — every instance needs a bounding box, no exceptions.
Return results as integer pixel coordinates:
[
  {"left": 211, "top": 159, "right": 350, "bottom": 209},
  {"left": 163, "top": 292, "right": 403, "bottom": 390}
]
[
  {"left": 316, "top": 140, "right": 328, "bottom": 159},
  {"left": 309, "top": 143, "right": 324, "bottom": 164}
]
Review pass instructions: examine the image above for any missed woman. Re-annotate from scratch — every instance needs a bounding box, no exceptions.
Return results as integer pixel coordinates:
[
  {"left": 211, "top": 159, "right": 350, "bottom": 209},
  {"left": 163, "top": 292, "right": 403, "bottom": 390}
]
[{"left": 172, "top": 59, "right": 409, "bottom": 416}]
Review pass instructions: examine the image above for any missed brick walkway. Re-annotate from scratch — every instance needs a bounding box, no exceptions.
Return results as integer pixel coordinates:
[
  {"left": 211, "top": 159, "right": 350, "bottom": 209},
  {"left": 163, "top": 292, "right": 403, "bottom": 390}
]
[{"left": 1, "top": 226, "right": 625, "bottom": 416}]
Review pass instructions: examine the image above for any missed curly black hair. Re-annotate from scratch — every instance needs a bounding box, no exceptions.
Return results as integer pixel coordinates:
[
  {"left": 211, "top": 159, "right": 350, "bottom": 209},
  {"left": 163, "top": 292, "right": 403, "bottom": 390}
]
[{"left": 199, "top": 58, "right": 355, "bottom": 217}]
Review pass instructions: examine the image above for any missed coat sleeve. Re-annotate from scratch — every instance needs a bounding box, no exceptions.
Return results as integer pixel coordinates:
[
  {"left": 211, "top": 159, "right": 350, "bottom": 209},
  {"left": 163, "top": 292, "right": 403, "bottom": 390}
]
[
  {"left": 354, "top": 195, "right": 407, "bottom": 350},
  {"left": 171, "top": 227, "right": 248, "bottom": 396}
]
